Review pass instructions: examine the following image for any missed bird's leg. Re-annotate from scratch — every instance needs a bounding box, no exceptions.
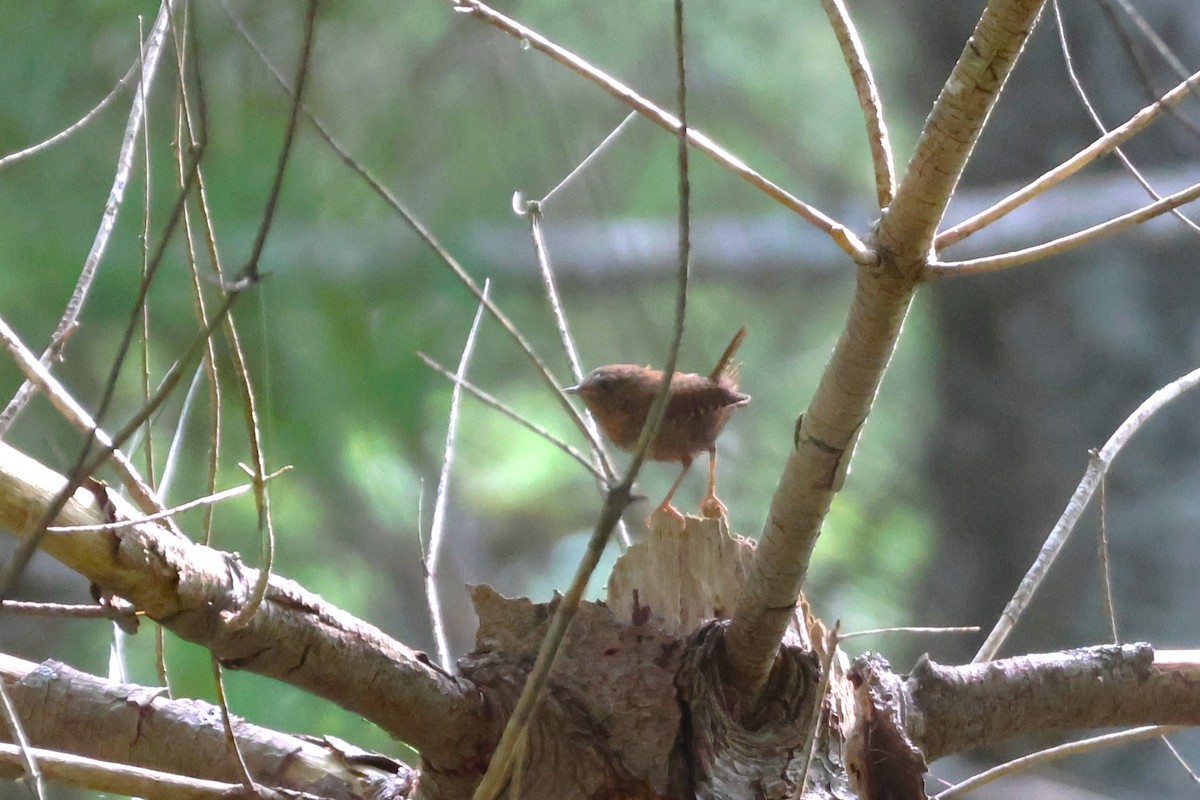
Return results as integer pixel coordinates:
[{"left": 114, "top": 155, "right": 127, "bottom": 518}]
[
  {"left": 699, "top": 447, "right": 727, "bottom": 519},
  {"left": 649, "top": 458, "right": 691, "bottom": 526}
]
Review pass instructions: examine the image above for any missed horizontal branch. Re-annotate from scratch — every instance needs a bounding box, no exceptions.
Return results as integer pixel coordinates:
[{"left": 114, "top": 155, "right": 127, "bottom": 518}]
[
  {"left": 928, "top": 176, "right": 1200, "bottom": 277},
  {"left": 0, "top": 653, "right": 407, "bottom": 799},
  {"left": 935, "top": 63, "right": 1200, "bottom": 250},
  {"left": 0, "top": 441, "right": 489, "bottom": 764},
  {"left": 908, "top": 644, "right": 1200, "bottom": 760}
]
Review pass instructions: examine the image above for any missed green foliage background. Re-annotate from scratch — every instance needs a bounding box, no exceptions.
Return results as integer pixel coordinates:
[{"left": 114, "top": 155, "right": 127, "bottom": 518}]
[{"left": 0, "top": 0, "right": 936, "bottom": 762}]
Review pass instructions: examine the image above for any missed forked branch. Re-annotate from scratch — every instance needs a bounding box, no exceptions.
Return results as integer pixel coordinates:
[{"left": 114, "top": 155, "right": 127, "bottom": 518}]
[
  {"left": 450, "top": 0, "right": 873, "bottom": 263},
  {"left": 724, "top": 0, "right": 1049, "bottom": 705}
]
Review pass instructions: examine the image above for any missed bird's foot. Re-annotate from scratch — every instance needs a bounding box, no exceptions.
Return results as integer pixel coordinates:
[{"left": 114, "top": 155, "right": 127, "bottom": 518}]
[
  {"left": 699, "top": 491, "right": 728, "bottom": 519},
  {"left": 647, "top": 502, "right": 687, "bottom": 529}
]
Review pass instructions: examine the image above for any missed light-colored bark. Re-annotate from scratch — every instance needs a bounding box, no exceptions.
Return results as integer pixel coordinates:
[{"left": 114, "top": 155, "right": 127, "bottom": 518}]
[
  {"left": 0, "top": 652, "right": 406, "bottom": 799},
  {"left": 723, "top": 0, "right": 1049, "bottom": 703},
  {"left": 0, "top": 441, "right": 485, "bottom": 765}
]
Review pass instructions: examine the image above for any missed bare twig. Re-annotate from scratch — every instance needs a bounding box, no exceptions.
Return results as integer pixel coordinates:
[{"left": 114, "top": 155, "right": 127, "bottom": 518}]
[
  {"left": 792, "top": 622, "right": 839, "bottom": 800},
  {"left": 471, "top": 4, "right": 694, "bottom": 796},
  {"left": 1052, "top": 0, "right": 1200, "bottom": 235},
  {"left": 1092, "top": 448, "right": 1120, "bottom": 643},
  {"left": 0, "top": 1, "right": 174, "bottom": 436},
  {"left": 222, "top": 3, "right": 613, "bottom": 464},
  {"left": 935, "top": 63, "right": 1200, "bottom": 252},
  {"left": 0, "top": 601, "right": 123, "bottom": 619},
  {"left": 930, "top": 177, "right": 1200, "bottom": 277},
  {"left": 418, "top": 354, "right": 605, "bottom": 481},
  {"left": 137, "top": 13, "right": 158, "bottom": 492},
  {"left": 0, "top": 315, "right": 171, "bottom": 524},
  {"left": 532, "top": 111, "right": 637, "bottom": 209},
  {"left": 818, "top": 0, "right": 895, "bottom": 208},
  {"left": 170, "top": 9, "right": 223, "bottom": 549},
  {"left": 1105, "top": 0, "right": 1195, "bottom": 84},
  {"left": 726, "top": 0, "right": 1047, "bottom": 705},
  {"left": 975, "top": 364, "right": 1200, "bottom": 662},
  {"left": 450, "top": 0, "right": 873, "bottom": 264},
  {"left": 227, "top": 0, "right": 319, "bottom": 630},
  {"left": 0, "top": 680, "right": 45, "bottom": 799},
  {"left": 47, "top": 470, "right": 289, "bottom": 533},
  {"left": 0, "top": 182, "right": 246, "bottom": 602},
  {"left": 522, "top": 203, "right": 630, "bottom": 547},
  {"left": 1158, "top": 735, "right": 1200, "bottom": 784},
  {"left": 158, "top": 365, "right": 205, "bottom": 501},
  {"left": 933, "top": 726, "right": 1183, "bottom": 799},
  {"left": 426, "top": 282, "right": 490, "bottom": 671},
  {"left": 838, "top": 625, "right": 980, "bottom": 640},
  {"left": 0, "top": 62, "right": 139, "bottom": 169},
  {"left": 210, "top": 656, "right": 258, "bottom": 794}
]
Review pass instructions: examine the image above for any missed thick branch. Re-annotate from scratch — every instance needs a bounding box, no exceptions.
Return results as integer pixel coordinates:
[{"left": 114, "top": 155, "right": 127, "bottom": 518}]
[
  {"left": 0, "top": 652, "right": 408, "bottom": 799},
  {"left": 722, "top": 269, "right": 914, "bottom": 699},
  {"left": 723, "top": 0, "right": 1049, "bottom": 705},
  {"left": 909, "top": 645, "right": 1200, "bottom": 760},
  {"left": 0, "top": 441, "right": 488, "bottom": 764},
  {"left": 879, "top": 0, "right": 1046, "bottom": 263}
]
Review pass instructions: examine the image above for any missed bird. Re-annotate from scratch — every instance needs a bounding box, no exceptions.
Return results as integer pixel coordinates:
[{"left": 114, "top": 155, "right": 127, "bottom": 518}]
[{"left": 565, "top": 328, "right": 750, "bottom": 523}]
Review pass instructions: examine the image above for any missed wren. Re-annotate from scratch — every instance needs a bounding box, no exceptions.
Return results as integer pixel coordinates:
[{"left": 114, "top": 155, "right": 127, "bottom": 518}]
[{"left": 565, "top": 328, "right": 750, "bottom": 522}]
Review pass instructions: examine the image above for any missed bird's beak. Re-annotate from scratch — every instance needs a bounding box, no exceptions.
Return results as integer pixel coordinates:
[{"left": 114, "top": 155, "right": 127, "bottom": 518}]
[{"left": 563, "top": 384, "right": 581, "bottom": 395}]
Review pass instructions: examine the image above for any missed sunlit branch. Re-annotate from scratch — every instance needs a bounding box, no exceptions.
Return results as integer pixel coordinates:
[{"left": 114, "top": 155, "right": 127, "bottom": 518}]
[
  {"left": 818, "top": 0, "right": 895, "bottom": 208},
  {"left": 929, "top": 178, "right": 1200, "bottom": 277},
  {"left": 450, "top": 0, "right": 873, "bottom": 264},
  {"left": 936, "top": 64, "right": 1200, "bottom": 250}
]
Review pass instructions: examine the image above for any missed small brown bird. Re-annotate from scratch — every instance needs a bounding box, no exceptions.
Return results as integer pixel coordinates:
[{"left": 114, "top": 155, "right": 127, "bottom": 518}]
[{"left": 565, "top": 328, "right": 750, "bottom": 522}]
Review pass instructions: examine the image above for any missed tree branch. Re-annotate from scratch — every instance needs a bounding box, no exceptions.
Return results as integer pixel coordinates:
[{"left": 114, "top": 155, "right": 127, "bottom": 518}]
[
  {"left": 0, "top": 652, "right": 408, "bottom": 799},
  {"left": 723, "top": 0, "right": 1049, "bottom": 706},
  {"left": 0, "top": 441, "right": 488, "bottom": 765},
  {"left": 448, "top": 0, "right": 872, "bottom": 263},
  {"left": 909, "top": 645, "right": 1200, "bottom": 761}
]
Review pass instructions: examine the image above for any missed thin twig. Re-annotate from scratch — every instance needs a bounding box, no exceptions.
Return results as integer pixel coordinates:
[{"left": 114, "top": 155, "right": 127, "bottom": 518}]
[
  {"left": 0, "top": 1, "right": 174, "bottom": 436},
  {"left": 929, "top": 176, "right": 1200, "bottom": 277},
  {"left": 1098, "top": 0, "right": 1200, "bottom": 140},
  {"left": 209, "top": 657, "right": 258, "bottom": 795},
  {"left": 933, "top": 726, "right": 1184, "bottom": 799},
  {"left": 450, "top": 0, "right": 873, "bottom": 264},
  {"left": 226, "top": 0, "right": 319, "bottom": 630},
  {"left": 47, "top": 470, "right": 289, "bottom": 533},
  {"left": 0, "top": 315, "right": 171, "bottom": 525},
  {"left": 426, "top": 282, "right": 490, "bottom": 672},
  {"left": 0, "top": 228, "right": 241, "bottom": 601},
  {"left": 1, "top": 602, "right": 104, "bottom": 618},
  {"left": 975, "top": 364, "right": 1200, "bottom": 662},
  {"left": 792, "top": 622, "right": 839, "bottom": 800},
  {"left": 818, "top": 0, "right": 895, "bottom": 208},
  {"left": 1158, "top": 735, "right": 1200, "bottom": 784},
  {"left": 838, "top": 625, "right": 980, "bottom": 640},
  {"left": 170, "top": 8, "right": 223, "bottom": 547},
  {"left": 0, "top": 62, "right": 139, "bottom": 170},
  {"left": 222, "top": 2, "right": 614, "bottom": 467},
  {"left": 1053, "top": 0, "right": 1200, "bottom": 235},
  {"left": 1091, "top": 448, "right": 1119, "bottom": 643},
  {"left": 471, "top": 4, "right": 694, "bottom": 795},
  {"left": 1106, "top": 0, "right": 1194, "bottom": 81},
  {"left": 523, "top": 204, "right": 630, "bottom": 547},
  {"left": 0, "top": 680, "right": 45, "bottom": 799},
  {"left": 158, "top": 365, "right": 206, "bottom": 502},
  {"left": 935, "top": 64, "right": 1200, "bottom": 252},
  {"left": 138, "top": 13, "right": 158, "bottom": 493},
  {"left": 533, "top": 111, "right": 638, "bottom": 209},
  {"left": 417, "top": 354, "right": 605, "bottom": 481}
]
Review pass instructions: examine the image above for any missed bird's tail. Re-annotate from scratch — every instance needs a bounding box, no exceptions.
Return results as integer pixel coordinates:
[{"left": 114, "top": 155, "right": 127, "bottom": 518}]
[{"left": 709, "top": 326, "right": 748, "bottom": 381}]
